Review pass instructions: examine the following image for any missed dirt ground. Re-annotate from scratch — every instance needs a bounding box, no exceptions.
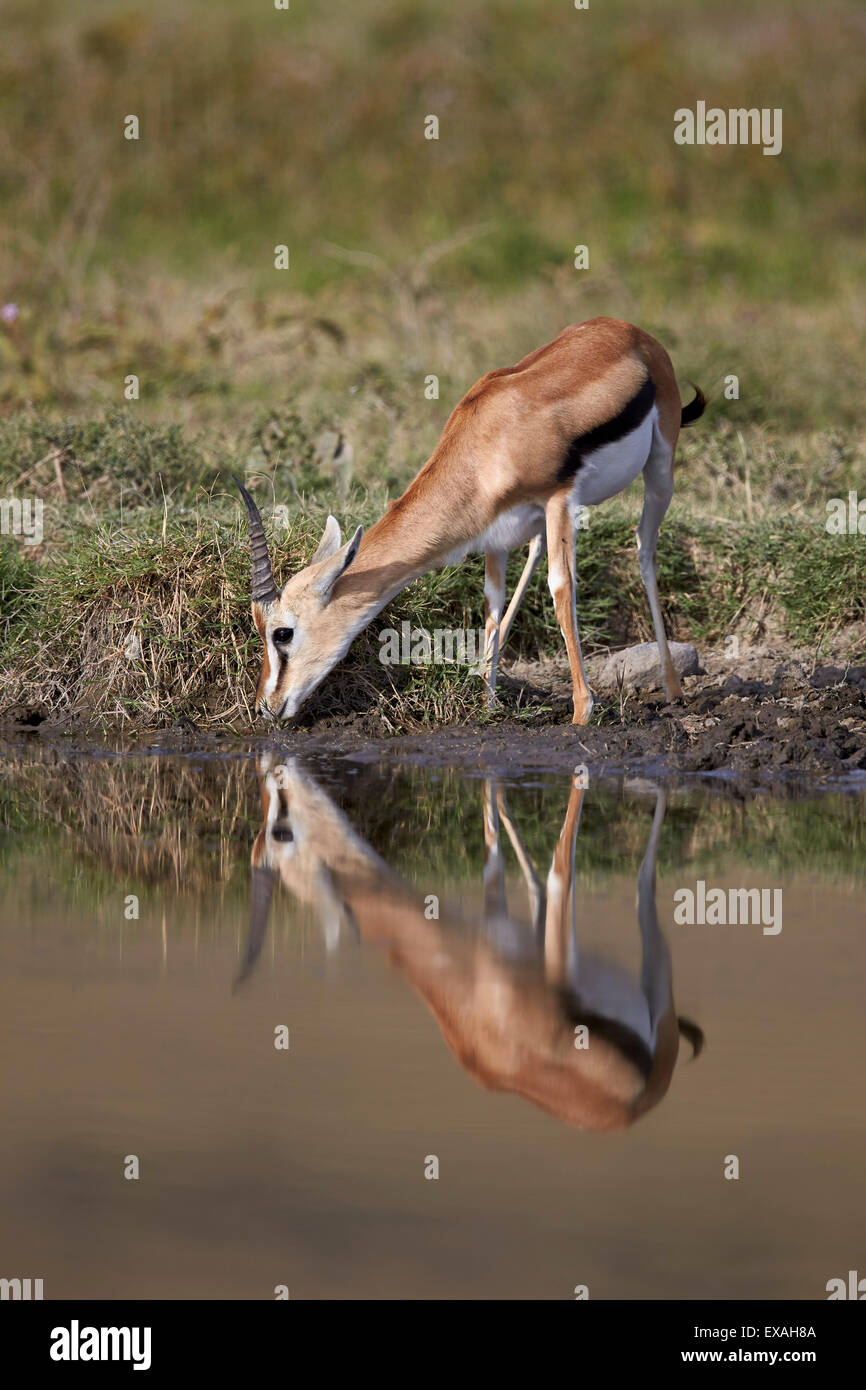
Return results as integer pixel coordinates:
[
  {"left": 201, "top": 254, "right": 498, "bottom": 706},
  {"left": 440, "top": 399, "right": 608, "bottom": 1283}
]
[
  {"left": 291, "top": 644, "right": 866, "bottom": 791},
  {"left": 5, "top": 644, "right": 864, "bottom": 793}
]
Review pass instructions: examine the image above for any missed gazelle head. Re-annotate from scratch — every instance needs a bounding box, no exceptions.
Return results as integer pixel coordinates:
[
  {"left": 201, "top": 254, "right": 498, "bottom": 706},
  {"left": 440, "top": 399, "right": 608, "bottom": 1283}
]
[
  {"left": 236, "top": 753, "right": 367, "bottom": 986},
  {"left": 234, "top": 479, "right": 363, "bottom": 721}
]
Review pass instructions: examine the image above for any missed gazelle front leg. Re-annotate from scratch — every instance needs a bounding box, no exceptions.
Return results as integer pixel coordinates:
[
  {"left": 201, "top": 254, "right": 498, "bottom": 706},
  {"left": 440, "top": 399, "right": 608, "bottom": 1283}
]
[
  {"left": 543, "top": 775, "right": 586, "bottom": 986},
  {"left": 636, "top": 437, "right": 683, "bottom": 701},
  {"left": 545, "top": 490, "right": 593, "bottom": 724},
  {"left": 498, "top": 533, "right": 545, "bottom": 652},
  {"left": 481, "top": 549, "right": 508, "bottom": 706},
  {"left": 483, "top": 780, "right": 545, "bottom": 960},
  {"left": 481, "top": 777, "right": 508, "bottom": 922},
  {"left": 496, "top": 785, "right": 546, "bottom": 945}
]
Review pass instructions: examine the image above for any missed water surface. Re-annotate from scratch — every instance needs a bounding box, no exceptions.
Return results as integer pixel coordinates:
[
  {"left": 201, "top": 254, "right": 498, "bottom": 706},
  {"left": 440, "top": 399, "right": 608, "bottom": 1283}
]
[{"left": 1, "top": 749, "right": 863, "bottom": 1299}]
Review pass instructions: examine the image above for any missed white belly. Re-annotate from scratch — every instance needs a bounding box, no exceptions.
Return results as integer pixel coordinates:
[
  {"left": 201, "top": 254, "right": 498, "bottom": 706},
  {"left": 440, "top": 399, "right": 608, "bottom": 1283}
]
[
  {"left": 570, "top": 953, "right": 657, "bottom": 1052},
  {"left": 571, "top": 405, "right": 656, "bottom": 508},
  {"left": 444, "top": 503, "right": 544, "bottom": 565}
]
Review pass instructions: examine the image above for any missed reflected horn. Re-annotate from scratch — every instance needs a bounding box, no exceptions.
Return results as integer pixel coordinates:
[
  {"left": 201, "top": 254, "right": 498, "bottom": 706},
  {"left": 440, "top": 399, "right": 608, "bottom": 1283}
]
[
  {"left": 233, "top": 865, "right": 275, "bottom": 991},
  {"left": 232, "top": 475, "right": 279, "bottom": 606}
]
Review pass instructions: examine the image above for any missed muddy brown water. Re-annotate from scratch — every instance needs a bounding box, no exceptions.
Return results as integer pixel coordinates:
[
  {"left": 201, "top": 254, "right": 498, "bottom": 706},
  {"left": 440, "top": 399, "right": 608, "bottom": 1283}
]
[{"left": 0, "top": 746, "right": 864, "bottom": 1300}]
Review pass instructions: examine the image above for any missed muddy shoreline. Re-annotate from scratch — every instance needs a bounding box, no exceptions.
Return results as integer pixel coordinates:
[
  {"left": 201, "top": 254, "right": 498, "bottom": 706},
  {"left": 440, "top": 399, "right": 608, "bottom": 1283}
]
[
  {"left": 262, "top": 644, "right": 866, "bottom": 793},
  {"left": 3, "top": 645, "right": 865, "bottom": 794}
]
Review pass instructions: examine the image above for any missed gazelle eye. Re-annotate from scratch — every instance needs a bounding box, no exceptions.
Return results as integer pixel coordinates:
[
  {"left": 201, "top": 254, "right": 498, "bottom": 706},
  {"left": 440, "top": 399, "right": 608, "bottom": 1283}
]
[{"left": 272, "top": 627, "right": 294, "bottom": 645}]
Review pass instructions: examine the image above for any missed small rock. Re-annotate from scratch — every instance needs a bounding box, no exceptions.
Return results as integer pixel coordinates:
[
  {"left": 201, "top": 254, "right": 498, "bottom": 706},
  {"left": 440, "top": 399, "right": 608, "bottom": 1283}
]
[
  {"left": 591, "top": 642, "right": 701, "bottom": 693},
  {"left": 681, "top": 714, "right": 719, "bottom": 734}
]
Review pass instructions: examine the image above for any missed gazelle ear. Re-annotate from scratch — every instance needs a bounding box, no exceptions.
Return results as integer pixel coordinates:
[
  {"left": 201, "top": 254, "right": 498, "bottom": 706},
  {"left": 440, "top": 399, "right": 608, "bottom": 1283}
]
[
  {"left": 309, "top": 515, "right": 343, "bottom": 565},
  {"left": 314, "top": 866, "right": 359, "bottom": 952},
  {"left": 311, "top": 525, "right": 363, "bottom": 602}
]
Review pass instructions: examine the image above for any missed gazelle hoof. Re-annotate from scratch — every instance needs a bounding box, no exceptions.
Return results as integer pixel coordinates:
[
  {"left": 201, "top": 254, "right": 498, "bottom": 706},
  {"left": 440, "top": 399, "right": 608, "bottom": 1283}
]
[{"left": 571, "top": 694, "right": 595, "bottom": 725}]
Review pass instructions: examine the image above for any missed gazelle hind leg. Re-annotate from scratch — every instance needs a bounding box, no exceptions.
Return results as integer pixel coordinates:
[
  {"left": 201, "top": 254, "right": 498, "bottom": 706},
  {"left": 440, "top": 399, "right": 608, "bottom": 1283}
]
[
  {"left": 482, "top": 550, "right": 507, "bottom": 705},
  {"left": 637, "top": 431, "right": 683, "bottom": 701},
  {"left": 636, "top": 788, "right": 673, "bottom": 1031},
  {"left": 545, "top": 490, "right": 593, "bottom": 724},
  {"left": 543, "top": 778, "right": 585, "bottom": 985}
]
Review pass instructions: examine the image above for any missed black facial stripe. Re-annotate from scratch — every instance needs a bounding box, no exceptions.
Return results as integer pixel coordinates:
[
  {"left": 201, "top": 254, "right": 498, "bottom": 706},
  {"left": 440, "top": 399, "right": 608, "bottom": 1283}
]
[{"left": 556, "top": 376, "right": 656, "bottom": 484}]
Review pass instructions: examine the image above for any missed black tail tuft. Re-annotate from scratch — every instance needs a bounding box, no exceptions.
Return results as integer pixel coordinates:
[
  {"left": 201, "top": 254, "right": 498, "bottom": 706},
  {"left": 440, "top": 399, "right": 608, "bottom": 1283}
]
[
  {"left": 677, "top": 1016, "right": 705, "bottom": 1059},
  {"left": 680, "top": 384, "right": 706, "bottom": 428}
]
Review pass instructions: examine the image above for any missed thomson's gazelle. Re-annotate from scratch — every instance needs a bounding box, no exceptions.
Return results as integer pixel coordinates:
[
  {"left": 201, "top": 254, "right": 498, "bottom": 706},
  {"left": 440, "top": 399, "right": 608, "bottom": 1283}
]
[
  {"left": 240, "top": 756, "right": 704, "bottom": 1130},
  {"left": 235, "top": 317, "right": 705, "bottom": 723}
]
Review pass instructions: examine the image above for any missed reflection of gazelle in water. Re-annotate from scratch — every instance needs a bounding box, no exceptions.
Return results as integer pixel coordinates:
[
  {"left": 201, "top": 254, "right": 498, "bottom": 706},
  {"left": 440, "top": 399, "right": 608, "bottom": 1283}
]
[{"left": 242, "top": 757, "right": 703, "bottom": 1131}]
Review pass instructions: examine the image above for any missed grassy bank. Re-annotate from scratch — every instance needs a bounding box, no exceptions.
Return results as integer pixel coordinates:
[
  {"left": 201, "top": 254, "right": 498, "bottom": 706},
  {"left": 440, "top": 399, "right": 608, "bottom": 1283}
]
[{"left": 1, "top": 414, "right": 864, "bottom": 729}]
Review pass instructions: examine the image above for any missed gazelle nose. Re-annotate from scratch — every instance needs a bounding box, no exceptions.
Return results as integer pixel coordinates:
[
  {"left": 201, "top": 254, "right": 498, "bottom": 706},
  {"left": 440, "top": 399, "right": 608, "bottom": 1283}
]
[{"left": 258, "top": 696, "right": 293, "bottom": 723}]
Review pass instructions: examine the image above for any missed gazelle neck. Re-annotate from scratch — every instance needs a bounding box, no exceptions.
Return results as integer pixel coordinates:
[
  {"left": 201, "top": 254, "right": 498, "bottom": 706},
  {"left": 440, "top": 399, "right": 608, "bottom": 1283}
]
[{"left": 329, "top": 465, "right": 461, "bottom": 629}]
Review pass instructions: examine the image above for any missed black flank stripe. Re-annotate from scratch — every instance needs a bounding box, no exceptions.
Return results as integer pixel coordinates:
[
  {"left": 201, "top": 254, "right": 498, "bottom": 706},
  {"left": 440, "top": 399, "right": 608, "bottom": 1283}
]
[
  {"left": 557, "top": 376, "right": 656, "bottom": 483},
  {"left": 559, "top": 996, "right": 654, "bottom": 1080}
]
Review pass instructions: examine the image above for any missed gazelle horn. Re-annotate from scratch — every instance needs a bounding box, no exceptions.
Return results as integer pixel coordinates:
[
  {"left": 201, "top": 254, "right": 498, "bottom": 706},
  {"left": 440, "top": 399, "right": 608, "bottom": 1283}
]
[{"left": 233, "top": 476, "right": 279, "bottom": 605}]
